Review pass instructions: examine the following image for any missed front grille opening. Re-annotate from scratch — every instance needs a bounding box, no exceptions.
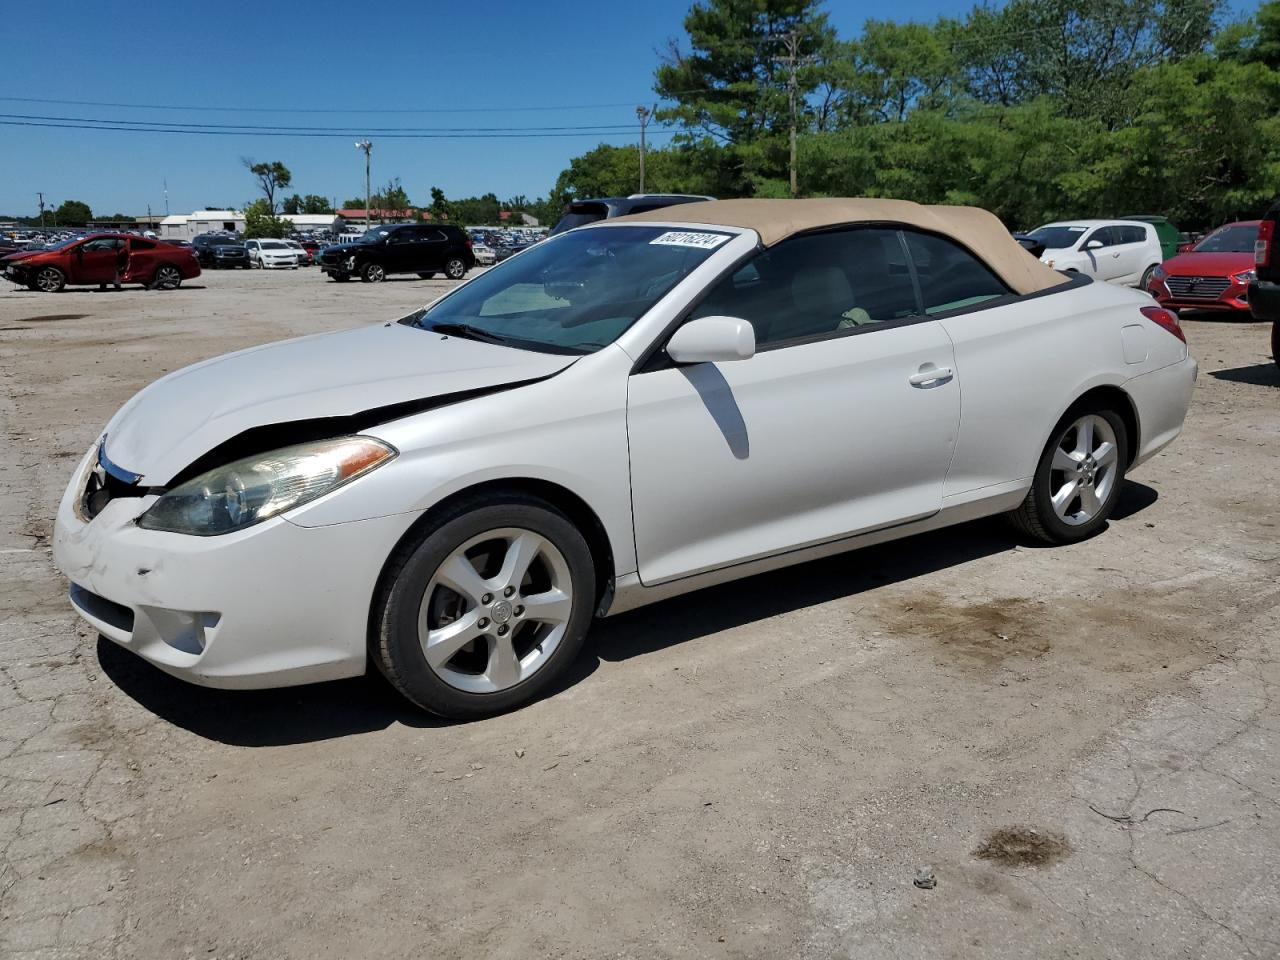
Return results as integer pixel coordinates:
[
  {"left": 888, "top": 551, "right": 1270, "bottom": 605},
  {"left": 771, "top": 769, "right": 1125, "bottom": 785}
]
[
  {"left": 70, "top": 583, "right": 134, "bottom": 633},
  {"left": 83, "top": 467, "right": 144, "bottom": 520}
]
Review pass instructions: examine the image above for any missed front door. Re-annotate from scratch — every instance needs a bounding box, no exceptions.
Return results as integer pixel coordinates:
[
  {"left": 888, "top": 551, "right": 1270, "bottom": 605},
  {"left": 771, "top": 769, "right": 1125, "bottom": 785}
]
[
  {"left": 626, "top": 227, "right": 962, "bottom": 586},
  {"left": 73, "top": 237, "right": 122, "bottom": 284}
]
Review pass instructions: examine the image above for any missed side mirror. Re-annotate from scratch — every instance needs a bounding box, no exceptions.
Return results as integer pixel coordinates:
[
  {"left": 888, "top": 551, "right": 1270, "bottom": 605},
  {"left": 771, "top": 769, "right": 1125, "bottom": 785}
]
[
  {"left": 1084, "top": 239, "right": 1103, "bottom": 251},
  {"left": 666, "top": 316, "right": 755, "bottom": 364}
]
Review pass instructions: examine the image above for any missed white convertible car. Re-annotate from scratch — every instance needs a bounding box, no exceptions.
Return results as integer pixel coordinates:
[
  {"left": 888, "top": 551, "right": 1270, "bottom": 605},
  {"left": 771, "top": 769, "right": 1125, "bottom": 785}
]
[{"left": 53, "top": 199, "right": 1197, "bottom": 717}]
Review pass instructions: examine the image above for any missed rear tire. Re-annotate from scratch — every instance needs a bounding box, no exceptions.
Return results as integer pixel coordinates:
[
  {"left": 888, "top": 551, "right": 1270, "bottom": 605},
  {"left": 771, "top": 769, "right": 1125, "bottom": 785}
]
[
  {"left": 1008, "top": 406, "right": 1128, "bottom": 545},
  {"left": 444, "top": 257, "right": 467, "bottom": 280},
  {"left": 150, "top": 264, "right": 182, "bottom": 290},
  {"left": 1139, "top": 264, "right": 1157, "bottom": 289},
  {"left": 373, "top": 494, "right": 596, "bottom": 719}
]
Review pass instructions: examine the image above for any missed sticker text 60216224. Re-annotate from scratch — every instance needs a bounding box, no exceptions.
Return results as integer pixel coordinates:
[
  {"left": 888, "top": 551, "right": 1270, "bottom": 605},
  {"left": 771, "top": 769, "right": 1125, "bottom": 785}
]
[{"left": 648, "top": 231, "right": 731, "bottom": 250}]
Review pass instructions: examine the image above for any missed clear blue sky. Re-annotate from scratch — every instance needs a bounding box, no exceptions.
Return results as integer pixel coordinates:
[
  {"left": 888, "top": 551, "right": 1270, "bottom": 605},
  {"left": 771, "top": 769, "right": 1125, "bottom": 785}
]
[{"left": 0, "top": 0, "right": 1257, "bottom": 217}]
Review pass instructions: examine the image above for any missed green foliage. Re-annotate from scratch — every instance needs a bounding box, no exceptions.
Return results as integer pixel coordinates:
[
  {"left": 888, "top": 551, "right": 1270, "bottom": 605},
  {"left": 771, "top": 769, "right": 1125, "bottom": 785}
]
[
  {"left": 541, "top": 0, "right": 1278, "bottom": 230},
  {"left": 54, "top": 200, "right": 92, "bottom": 225},
  {"left": 242, "top": 159, "right": 293, "bottom": 213},
  {"left": 242, "top": 198, "right": 293, "bottom": 238}
]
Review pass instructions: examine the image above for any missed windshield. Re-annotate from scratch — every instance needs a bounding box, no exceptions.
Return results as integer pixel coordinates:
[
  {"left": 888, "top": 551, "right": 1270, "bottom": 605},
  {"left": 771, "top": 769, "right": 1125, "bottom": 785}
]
[
  {"left": 1194, "top": 224, "right": 1257, "bottom": 253},
  {"left": 405, "top": 225, "right": 733, "bottom": 354},
  {"left": 1027, "top": 225, "right": 1087, "bottom": 250},
  {"left": 42, "top": 237, "right": 80, "bottom": 251},
  {"left": 357, "top": 226, "right": 394, "bottom": 244},
  {"left": 259, "top": 240, "right": 287, "bottom": 249}
]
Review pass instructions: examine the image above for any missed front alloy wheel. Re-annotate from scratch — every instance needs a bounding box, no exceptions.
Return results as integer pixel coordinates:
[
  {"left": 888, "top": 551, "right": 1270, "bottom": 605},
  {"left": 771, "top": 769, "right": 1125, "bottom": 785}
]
[
  {"left": 374, "top": 495, "right": 595, "bottom": 718},
  {"left": 362, "top": 262, "right": 386, "bottom": 283},
  {"left": 34, "top": 266, "right": 65, "bottom": 292}
]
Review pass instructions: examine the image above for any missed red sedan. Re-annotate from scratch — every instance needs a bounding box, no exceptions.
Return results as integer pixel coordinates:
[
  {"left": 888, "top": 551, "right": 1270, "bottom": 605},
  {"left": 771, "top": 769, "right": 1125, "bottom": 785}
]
[
  {"left": 1146, "top": 221, "right": 1258, "bottom": 313},
  {"left": 2, "top": 233, "right": 201, "bottom": 292}
]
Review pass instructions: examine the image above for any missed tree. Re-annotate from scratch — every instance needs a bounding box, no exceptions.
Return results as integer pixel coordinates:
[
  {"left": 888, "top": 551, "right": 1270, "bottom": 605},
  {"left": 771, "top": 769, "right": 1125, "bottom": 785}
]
[
  {"left": 300, "top": 195, "right": 334, "bottom": 215},
  {"left": 53, "top": 200, "right": 92, "bottom": 225},
  {"left": 281, "top": 194, "right": 303, "bottom": 215},
  {"left": 242, "top": 159, "right": 293, "bottom": 214},
  {"left": 242, "top": 198, "right": 292, "bottom": 238},
  {"left": 428, "top": 186, "right": 452, "bottom": 221},
  {"left": 371, "top": 178, "right": 411, "bottom": 212}
]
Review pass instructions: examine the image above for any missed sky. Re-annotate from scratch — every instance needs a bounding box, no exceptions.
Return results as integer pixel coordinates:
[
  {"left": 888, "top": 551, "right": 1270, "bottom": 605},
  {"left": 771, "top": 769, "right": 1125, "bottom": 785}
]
[{"left": 0, "top": 0, "right": 1257, "bottom": 218}]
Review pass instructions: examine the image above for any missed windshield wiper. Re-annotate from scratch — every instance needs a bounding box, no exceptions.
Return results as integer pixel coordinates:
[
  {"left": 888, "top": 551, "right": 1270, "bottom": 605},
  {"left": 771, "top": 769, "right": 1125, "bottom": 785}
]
[{"left": 425, "top": 321, "right": 511, "bottom": 346}]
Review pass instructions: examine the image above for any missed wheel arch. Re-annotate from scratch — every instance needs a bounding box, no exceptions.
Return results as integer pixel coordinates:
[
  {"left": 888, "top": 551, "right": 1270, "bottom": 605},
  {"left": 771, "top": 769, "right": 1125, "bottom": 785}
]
[
  {"left": 1060, "top": 384, "right": 1140, "bottom": 467},
  {"left": 367, "top": 477, "right": 618, "bottom": 653}
]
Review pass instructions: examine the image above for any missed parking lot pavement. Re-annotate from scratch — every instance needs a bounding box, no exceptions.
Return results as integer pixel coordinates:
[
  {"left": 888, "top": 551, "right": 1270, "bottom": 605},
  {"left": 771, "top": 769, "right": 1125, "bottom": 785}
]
[{"left": 1, "top": 268, "right": 1277, "bottom": 959}]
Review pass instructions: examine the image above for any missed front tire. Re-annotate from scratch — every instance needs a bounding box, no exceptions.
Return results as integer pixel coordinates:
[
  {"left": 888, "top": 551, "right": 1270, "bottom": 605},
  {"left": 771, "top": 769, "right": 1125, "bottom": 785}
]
[
  {"left": 362, "top": 262, "right": 386, "bottom": 283},
  {"left": 374, "top": 494, "right": 596, "bottom": 719},
  {"left": 1009, "top": 407, "right": 1128, "bottom": 544},
  {"left": 34, "top": 266, "right": 65, "bottom": 292},
  {"left": 1139, "top": 264, "right": 1157, "bottom": 289}
]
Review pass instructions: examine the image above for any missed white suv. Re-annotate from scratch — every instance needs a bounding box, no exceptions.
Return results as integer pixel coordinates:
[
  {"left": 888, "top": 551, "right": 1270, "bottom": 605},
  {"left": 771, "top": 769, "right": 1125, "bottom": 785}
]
[{"left": 1027, "top": 219, "right": 1164, "bottom": 287}]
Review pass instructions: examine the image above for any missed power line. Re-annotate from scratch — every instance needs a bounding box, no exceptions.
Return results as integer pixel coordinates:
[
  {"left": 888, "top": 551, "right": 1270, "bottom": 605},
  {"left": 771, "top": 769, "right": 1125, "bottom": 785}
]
[
  {"left": 0, "top": 118, "right": 679, "bottom": 140},
  {"left": 0, "top": 94, "right": 670, "bottom": 113},
  {"left": 0, "top": 112, "right": 646, "bottom": 133}
]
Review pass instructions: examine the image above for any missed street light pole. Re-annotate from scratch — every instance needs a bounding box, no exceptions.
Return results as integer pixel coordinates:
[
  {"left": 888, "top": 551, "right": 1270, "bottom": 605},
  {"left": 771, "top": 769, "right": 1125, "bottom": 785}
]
[
  {"left": 37, "top": 192, "right": 45, "bottom": 229},
  {"left": 355, "top": 140, "right": 372, "bottom": 230}
]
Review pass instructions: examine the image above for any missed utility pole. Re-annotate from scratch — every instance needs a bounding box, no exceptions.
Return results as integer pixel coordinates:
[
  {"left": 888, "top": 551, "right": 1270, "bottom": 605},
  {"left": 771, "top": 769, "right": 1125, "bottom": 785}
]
[
  {"left": 37, "top": 192, "right": 45, "bottom": 229},
  {"left": 773, "top": 30, "right": 815, "bottom": 198},
  {"left": 635, "top": 105, "right": 654, "bottom": 194},
  {"left": 163, "top": 178, "right": 169, "bottom": 216},
  {"left": 355, "top": 139, "right": 372, "bottom": 229}
]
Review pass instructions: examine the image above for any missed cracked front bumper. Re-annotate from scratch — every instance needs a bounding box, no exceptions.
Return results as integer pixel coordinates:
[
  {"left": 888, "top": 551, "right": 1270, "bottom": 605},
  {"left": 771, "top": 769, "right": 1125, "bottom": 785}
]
[{"left": 51, "top": 448, "right": 413, "bottom": 690}]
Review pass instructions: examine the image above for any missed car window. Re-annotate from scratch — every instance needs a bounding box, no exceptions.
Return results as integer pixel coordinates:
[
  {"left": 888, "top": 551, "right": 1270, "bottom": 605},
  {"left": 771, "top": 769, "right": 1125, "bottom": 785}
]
[
  {"left": 691, "top": 228, "right": 919, "bottom": 347},
  {"left": 81, "top": 238, "right": 123, "bottom": 252},
  {"left": 1084, "top": 227, "right": 1118, "bottom": 248},
  {"left": 408, "top": 225, "right": 729, "bottom": 354},
  {"left": 1118, "top": 225, "right": 1147, "bottom": 244},
  {"left": 130, "top": 238, "right": 156, "bottom": 251},
  {"left": 903, "top": 231, "right": 1011, "bottom": 314},
  {"left": 1028, "top": 225, "right": 1087, "bottom": 250},
  {"left": 388, "top": 229, "right": 413, "bottom": 244}
]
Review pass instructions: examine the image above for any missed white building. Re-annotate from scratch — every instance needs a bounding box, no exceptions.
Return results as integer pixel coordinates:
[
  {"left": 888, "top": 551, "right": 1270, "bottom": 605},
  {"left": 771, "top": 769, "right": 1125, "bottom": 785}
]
[
  {"left": 159, "top": 210, "right": 245, "bottom": 239},
  {"left": 280, "top": 213, "right": 340, "bottom": 233}
]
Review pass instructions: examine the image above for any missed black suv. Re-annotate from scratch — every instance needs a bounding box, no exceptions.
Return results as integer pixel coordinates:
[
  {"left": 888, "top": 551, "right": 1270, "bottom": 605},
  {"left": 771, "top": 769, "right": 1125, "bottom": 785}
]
[
  {"left": 317, "top": 223, "right": 474, "bottom": 283},
  {"left": 1248, "top": 201, "right": 1280, "bottom": 369},
  {"left": 549, "top": 194, "right": 714, "bottom": 236},
  {"left": 191, "top": 233, "right": 249, "bottom": 269}
]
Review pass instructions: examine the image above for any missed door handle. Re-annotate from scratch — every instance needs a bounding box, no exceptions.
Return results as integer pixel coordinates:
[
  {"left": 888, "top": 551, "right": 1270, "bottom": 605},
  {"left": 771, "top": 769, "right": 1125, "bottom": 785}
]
[{"left": 909, "top": 364, "right": 953, "bottom": 387}]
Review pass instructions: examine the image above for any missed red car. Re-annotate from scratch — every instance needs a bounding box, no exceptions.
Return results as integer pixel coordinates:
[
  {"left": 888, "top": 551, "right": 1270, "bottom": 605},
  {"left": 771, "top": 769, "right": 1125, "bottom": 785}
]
[
  {"left": 2, "top": 233, "right": 201, "bottom": 292},
  {"left": 1146, "top": 220, "right": 1259, "bottom": 313}
]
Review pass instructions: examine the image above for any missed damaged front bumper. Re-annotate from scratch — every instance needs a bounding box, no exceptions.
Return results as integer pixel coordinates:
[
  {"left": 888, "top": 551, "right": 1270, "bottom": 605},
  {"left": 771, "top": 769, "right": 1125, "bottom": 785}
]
[{"left": 52, "top": 445, "right": 415, "bottom": 689}]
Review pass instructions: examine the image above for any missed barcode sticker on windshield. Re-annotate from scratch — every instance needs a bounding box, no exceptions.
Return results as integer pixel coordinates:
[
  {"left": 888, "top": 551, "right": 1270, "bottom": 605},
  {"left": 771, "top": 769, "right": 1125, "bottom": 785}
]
[{"left": 649, "top": 231, "right": 730, "bottom": 249}]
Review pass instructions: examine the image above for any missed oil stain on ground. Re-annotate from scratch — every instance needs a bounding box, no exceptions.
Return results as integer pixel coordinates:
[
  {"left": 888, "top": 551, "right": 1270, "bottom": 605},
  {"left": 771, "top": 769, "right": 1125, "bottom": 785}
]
[
  {"left": 883, "top": 592, "right": 1050, "bottom": 667},
  {"left": 18, "top": 314, "right": 89, "bottom": 322},
  {"left": 973, "top": 826, "right": 1071, "bottom": 867}
]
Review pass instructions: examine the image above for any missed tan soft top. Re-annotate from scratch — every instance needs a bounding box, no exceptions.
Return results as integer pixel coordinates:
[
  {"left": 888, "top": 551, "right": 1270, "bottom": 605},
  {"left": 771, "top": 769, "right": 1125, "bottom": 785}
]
[{"left": 612, "top": 197, "right": 1067, "bottom": 296}]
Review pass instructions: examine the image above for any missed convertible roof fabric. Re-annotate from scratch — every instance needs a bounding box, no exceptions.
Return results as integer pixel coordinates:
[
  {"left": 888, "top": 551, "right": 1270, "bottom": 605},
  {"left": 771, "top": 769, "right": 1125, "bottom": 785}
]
[{"left": 613, "top": 197, "right": 1068, "bottom": 296}]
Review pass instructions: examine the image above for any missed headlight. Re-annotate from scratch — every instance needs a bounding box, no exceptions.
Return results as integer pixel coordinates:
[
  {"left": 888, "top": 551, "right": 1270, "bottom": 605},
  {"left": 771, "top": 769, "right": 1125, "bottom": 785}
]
[
  {"left": 1234, "top": 269, "right": 1256, "bottom": 284},
  {"left": 1152, "top": 265, "right": 1167, "bottom": 281},
  {"left": 138, "top": 436, "right": 396, "bottom": 536}
]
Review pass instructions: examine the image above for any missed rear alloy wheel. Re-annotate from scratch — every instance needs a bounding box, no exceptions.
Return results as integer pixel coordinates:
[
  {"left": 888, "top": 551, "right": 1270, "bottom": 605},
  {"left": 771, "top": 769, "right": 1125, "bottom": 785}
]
[
  {"left": 362, "top": 262, "right": 386, "bottom": 283},
  {"left": 374, "top": 496, "right": 595, "bottom": 718},
  {"left": 34, "top": 266, "right": 66, "bottom": 292},
  {"left": 444, "top": 257, "right": 467, "bottom": 280},
  {"left": 1009, "top": 408, "right": 1128, "bottom": 544},
  {"left": 151, "top": 264, "right": 182, "bottom": 290}
]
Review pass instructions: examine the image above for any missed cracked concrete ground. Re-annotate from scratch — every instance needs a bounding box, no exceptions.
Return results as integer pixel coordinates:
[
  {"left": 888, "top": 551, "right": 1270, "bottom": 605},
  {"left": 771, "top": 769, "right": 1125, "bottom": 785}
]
[{"left": 1, "top": 269, "right": 1277, "bottom": 959}]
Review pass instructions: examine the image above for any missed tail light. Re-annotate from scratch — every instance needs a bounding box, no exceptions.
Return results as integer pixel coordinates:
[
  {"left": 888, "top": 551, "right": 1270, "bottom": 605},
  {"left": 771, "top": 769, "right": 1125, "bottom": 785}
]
[
  {"left": 1256, "top": 219, "right": 1274, "bottom": 267},
  {"left": 1140, "top": 305, "right": 1185, "bottom": 344}
]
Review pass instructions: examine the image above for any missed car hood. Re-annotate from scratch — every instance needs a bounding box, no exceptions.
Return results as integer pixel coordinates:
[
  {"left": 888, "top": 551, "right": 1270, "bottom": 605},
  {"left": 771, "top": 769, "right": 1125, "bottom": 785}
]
[
  {"left": 1161, "top": 251, "right": 1254, "bottom": 275},
  {"left": 102, "top": 322, "right": 576, "bottom": 485},
  {"left": 3, "top": 249, "right": 43, "bottom": 263}
]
